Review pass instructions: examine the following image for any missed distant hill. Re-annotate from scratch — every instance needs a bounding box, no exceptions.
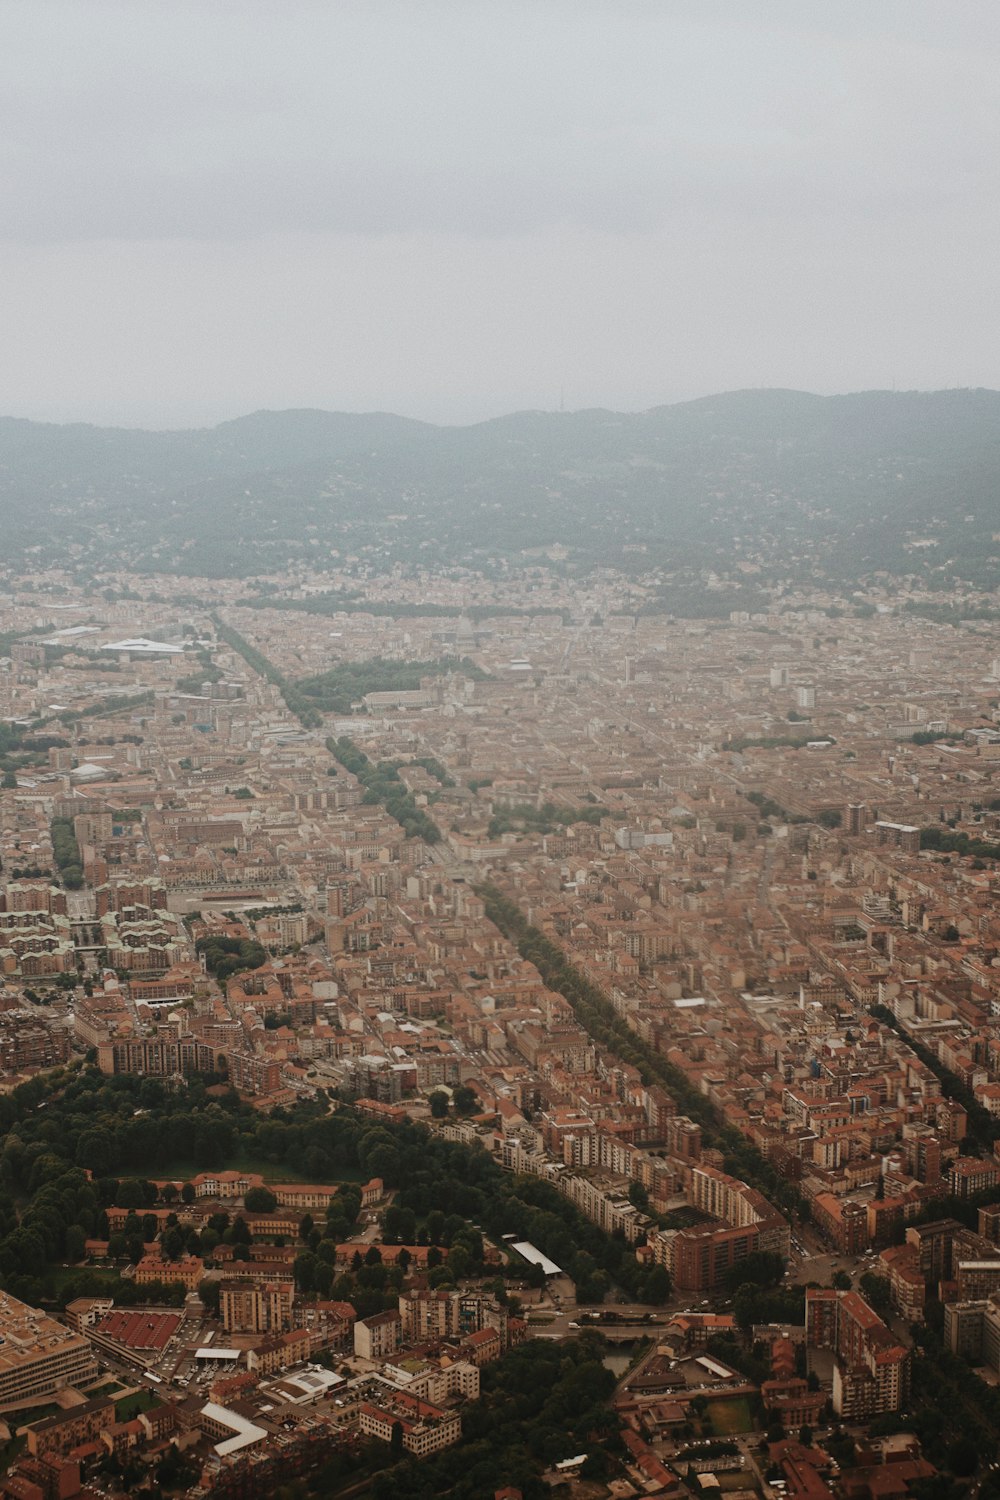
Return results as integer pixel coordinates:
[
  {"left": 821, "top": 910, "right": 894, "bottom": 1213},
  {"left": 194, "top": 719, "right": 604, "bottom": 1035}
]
[{"left": 3, "top": 389, "right": 1000, "bottom": 585}]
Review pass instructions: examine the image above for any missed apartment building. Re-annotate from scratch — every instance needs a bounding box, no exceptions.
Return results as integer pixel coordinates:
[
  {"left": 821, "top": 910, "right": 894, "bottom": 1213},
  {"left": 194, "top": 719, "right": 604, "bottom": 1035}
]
[
  {"left": 398, "top": 1289, "right": 457, "bottom": 1343},
  {"left": 358, "top": 1389, "right": 461, "bottom": 1457},
  {"left": 25, "top": 1396, "right": 116, "bottom": 1457},
  {"left": 948, "top": 1156, "right": 1000, "bottom": 1200},
  {"left": 219, "top": 1278, "right": 294, "bottom": 1335},
  {"left": 805, "top": 1288, "right": 909, "bottom": 1418},
  {"left": 668, "top": 1220, "right": 760, "bottom": 1293},
  {"left": 688, "top": 1162, "right": 791, "bottom": 1255},
  {"left": 246, "top": 1327, "right": 312, "bottom": 1376},
  {"left": 354, "top": 1310, "right": 402, "bottom": 1361}
]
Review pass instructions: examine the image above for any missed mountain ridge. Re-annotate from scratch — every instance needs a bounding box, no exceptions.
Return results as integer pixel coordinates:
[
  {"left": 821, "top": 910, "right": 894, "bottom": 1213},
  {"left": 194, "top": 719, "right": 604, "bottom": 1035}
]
[{"left": 2, "top": 388, "right": 1000, "bottom": 585}]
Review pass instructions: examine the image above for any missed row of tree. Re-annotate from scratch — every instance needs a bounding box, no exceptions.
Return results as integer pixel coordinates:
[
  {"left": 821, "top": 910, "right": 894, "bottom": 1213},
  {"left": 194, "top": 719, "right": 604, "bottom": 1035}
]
[
  {"left": 49, "top": 815, "right": 84, "bottom": 889},
  {"left": 327, "top": 737, "right": 441, "bottom": 843},
  {"left": 212, "top": 617, "right": 322, "bottom": 727},
  {"left": 479, "top": 884, "right": 803, "bottom": 1218}
]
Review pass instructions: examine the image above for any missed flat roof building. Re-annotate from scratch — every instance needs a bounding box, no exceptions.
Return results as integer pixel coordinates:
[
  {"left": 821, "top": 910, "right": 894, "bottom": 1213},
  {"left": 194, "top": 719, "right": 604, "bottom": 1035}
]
[{"left": 0, "top": 1291, "right": 98, "bottom": 1405}]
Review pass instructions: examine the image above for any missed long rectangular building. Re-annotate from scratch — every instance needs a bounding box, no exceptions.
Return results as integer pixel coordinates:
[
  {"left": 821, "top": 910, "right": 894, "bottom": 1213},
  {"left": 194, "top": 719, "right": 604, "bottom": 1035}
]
[{"left": 0, "top": 1291, "right": 98, "bottom": 1404}]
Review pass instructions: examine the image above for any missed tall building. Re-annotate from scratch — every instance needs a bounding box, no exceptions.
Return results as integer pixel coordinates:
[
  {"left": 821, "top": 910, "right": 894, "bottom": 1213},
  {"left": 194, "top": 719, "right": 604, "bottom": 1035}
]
[
  {"left": 218, "top": 1278, "right": 293, "bottom": 1335},
  {"left": 805, "top": 1288, "right": 909, "bottom": 1418},
  {"left": 846, "top": 803, "right": 866, "bottom": 835}
]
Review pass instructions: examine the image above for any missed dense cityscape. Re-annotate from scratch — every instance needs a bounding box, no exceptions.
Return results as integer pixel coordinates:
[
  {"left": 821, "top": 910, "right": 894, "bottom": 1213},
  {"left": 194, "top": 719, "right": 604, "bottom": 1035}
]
[
  {"left": 7, "top": 0, "right": 1000, "bottom": 1494},
  {"left": 0, "top": 559, "right": 998, "bottom": 1497}
]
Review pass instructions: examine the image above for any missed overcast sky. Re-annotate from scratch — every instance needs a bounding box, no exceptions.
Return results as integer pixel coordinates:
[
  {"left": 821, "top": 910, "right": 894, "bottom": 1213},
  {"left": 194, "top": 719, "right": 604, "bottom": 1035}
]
[{"left": 3, "top": 0, "right": 1000, "bottom": 427}]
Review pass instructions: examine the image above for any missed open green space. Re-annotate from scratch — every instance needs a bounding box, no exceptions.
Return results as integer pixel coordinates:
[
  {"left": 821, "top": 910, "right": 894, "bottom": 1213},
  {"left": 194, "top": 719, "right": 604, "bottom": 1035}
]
[
  {"left": 706, "top": 1397, "right": 754, "bottom": 1435},
  {"left": 89, "top": 1379, "right": 126, "bottom": 1397},
  {"left": 46, "top": 1265, "right": 122, "bottom": 1293},
  {"left": 115, "top": 1389, "right": 159, "bottom": 1422},
  {"left": 298, "top": 656, "right": 486, "bottom": 714},
  {"left": 153, "top": 1150, "right": 318, "bottom": 1185}
]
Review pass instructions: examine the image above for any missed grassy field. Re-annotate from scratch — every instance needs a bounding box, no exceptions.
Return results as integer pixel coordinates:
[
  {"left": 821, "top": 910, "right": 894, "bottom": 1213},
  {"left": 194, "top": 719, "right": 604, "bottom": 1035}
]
[
  {"left": 153, "top": 1151, "right": 316, "bottom": 1185},
  {"left": 706, "top": 1397, "right": 754, "bottom": 1435},
  {"left": 46, "top": 1266, "right": 122, "bottom": 1294},
  {"left": 116, "top": 1389, "right": 159, "bottom": 1422},
  {"left": 153, "top": 1154, "right": 373, "bottom": 1187}
]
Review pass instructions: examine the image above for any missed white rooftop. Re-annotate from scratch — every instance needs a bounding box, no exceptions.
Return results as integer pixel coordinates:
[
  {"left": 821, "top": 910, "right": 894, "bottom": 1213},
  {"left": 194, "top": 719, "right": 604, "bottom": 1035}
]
[
  {"left": 512, "top": 1241, "right": 562, "bottom": 1276},
  {"left": 201, "top": 1400, "right": 268, "bottom": 1456},
  {"left": 269, "top": 1366, "right": 344, "bottom": 1403},
  {"left": 102, "top": 637, "right": 184, "bottom": 654}
]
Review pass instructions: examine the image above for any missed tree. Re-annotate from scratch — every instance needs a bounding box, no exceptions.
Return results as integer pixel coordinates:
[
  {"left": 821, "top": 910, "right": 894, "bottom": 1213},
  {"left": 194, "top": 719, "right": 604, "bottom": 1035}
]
[
  {"left": 64, "top": 1223, "right": 87, "bottom": 1263},
  {"left": 723, "top": 1250, "right": 785, "bottom": 1295},
  {"left": 244, "top": 1186, "right": 277, "bottom": 1214},
  {"left": 230, "top": 1215, "right": 251, "bottom": 1245},
  {"left": 294, "top": 1252, "right": 317, "bottom": 1293},
  {"left": 117, "top": 1179, "right": 145, "bottom": 1210},
  {"left": 161, "top": 1226, "right": 184, "bottom": 1261},
  {"left": 199, "top": 1278, "right": 221, "bottom": 1316},
  {"left": 382, "top": 1205, "right": 416, "bottom": 1244},
  {"left": 859, "top": 1271, "right": 893, "bottom": 1319},
  {"left": 181, "top": 1182, "right": 196, "bottom": 1204},
  {"left": 644, "top": 1264, "right": 672, "bottom": 1303},
  {"left": 627, "top": 1180, "right": 650, "bottom": 1212},
  {"left": 365, "top": 1144, "right": 400, "bottom": 1186},
  {"left": 447, "top": 1244, "right": 471, "bottom": 1280},
  {"left": 452, "top": 1085, "right": 477, "bottom": 1116},
  {"left": 948, "top": 1438, "right": 978, "bottom": 1478},
  {"left": 76, "top": 1129, "right": 114, "bottom": 1177},
  {"left": 429, "top": 1091, "right": 449, "bottom": 1119}
]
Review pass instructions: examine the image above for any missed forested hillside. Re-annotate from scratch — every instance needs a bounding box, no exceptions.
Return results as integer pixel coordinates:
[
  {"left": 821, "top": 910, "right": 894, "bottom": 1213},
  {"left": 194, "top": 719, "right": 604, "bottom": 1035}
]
[{"left": 3, "top": 388, "right": 1000, "bottom": 584}]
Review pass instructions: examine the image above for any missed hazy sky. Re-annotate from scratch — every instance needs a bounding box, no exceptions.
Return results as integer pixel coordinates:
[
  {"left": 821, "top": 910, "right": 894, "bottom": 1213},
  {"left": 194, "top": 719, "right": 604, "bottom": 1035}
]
[{"left": 4, "top": 0, "right": 1000, "bottom": 427}]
